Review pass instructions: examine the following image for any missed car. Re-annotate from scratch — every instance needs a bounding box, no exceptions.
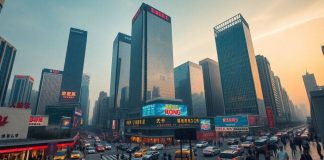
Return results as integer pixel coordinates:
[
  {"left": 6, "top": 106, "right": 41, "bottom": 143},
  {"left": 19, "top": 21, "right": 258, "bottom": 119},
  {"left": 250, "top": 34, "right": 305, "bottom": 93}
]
[
  {"left": 87, "top": 135, "right": 92, "bottom": 139},
  {"left": 269, "top": 136, "right": 279, "bottom": 144},
  {"left": 96, "top": 145, "right": 105, "bottom": 152},
  {"left": 227, "top": 138, "right": 239, "bottom": 145},
  {"left": 94, "top": 142, "right": 101, "bottom": 147},
  {"left": 254, "top": 139, "right": 268, "bottom": 154},
  {"left": 86, "top": 146, "right": 96, "bottom": 154},
  {"left": 150, "top": 144, "right": 164, "bottom": 150},
  {"left": 202, "top": 146, "right": 220, "bottom": 156},
  {"left": 228, "top": 145, "right": 243, "bottom": 155},
  {"left": 219, "top": 150, "right": 243, "bottom": 160},
  {"left": 84, "top": 141, "right": 91, "bottom": 147},
  {"left": 182, "top": 145, "right": 197, "bottom": 154},
  {"left": 175, "top": 149, "right": 197, "bottom": 160},
  {"left": 70, "top": 150, "right": 81, "bottom": 159},
  {"left": 53, "top": 151, "right": 67, "bottom": 160},
  {"left": 117, "top": 143, "right": 129, "bottom": 151},
  {"left": 142, "top": 151, "right": 160, "bottom": 160},
  {"left": 127, "top": 146, "right": 141, "bottom": 153},
  {"left": 246, "top": 136, "right": 256, "bottom": 142},
  {"left": 195, "top": 141, "right": 208, "bottom": 148},
  {"left": 101, "top": 142, "right": 112, "bottom": 150},
  {"left": 134, "top": 148, "right": 148, "bottom": 158},
  {"left": 240, "top": 141, "right": 254, "bottom": 148}
]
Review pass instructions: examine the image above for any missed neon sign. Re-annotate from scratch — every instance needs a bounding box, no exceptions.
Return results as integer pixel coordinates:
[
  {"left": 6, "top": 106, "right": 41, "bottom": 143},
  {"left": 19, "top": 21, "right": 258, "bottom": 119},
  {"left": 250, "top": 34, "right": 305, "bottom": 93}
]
[
  {"left": 61, "top": 91, "right": 76, "bottom": 99},
  {"left": 149, "top": 7, "right": 170, "bottom": 22}
]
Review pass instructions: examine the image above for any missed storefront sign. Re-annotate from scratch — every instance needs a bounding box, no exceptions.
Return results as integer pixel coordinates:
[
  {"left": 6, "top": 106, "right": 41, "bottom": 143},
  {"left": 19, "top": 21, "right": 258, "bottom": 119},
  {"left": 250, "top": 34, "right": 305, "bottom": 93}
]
[
  {"left": 142, "top": 103, "right": 188, "bottom": 117},
  {"left": 61, "top": 91, "right": 76, "bottom": 100},
  {"left": 197, "top": 131, "right": 216, "bottom": 140},
  {"left": 266, "top": 107, "right": 275, "bottom": 128},
  {"left": 215, "top": 127, "right": 249, "bottom": 132},
  {"left": 0, "top": 107, "right": 30, "bottom": 140},
  {"left": 29, "top": 116, "right": 48, "bottom": 126},
  {"left": 215, "top": 115, "right": 248, "bottom": 127},
  {"left": 200, "top": 119, "right": 211, "bottom": 131}
]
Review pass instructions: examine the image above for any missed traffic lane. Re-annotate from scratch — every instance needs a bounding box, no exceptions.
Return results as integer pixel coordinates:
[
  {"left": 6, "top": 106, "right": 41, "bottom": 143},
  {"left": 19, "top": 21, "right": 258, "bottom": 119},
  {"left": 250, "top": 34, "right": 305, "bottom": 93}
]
[{"left": 85, "top": 149, "right": 115, "bottom": 160}]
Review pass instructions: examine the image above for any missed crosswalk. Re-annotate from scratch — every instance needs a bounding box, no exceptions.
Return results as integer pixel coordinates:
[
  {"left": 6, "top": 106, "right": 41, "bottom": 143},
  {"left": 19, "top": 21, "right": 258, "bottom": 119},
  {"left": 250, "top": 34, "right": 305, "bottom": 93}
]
[{"left": 102, "top": 154, "right": 129, "bottom": 160}]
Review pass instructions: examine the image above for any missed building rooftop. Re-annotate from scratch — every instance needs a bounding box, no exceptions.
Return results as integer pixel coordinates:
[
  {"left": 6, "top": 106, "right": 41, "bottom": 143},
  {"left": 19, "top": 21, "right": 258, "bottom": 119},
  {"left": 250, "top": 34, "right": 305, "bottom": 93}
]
[{"left": 214, "top": 13, "right": 249, "bottom": 36}]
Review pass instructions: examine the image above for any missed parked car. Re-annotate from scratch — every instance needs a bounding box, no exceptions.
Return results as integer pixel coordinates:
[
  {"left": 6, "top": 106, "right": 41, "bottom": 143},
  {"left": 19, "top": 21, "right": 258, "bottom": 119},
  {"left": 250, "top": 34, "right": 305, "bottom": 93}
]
[
  {"left": 134, "top": 148, "right": 148, "bottom": 158},
  {"left": 86, "top": 147, "right": 96, "bottom": 154},
  {"left": 195, "top": 141, "right": 208, "bottom": 148},
  {"left": 202, "top": 146, "right": 220, "bottom": 156},
  {"left": 53, "top": 151, "right": 67, "bottom": 160},
  {"left": 70, "top": 150, "right": 81, "bottom": 159},
  {"left": 150, "top": 144, "right": 164, "bottom": 150},
  {"left": 255, "top": 139, "right": 268, "bottom": 154},
  {"left": 240, "top": 141, "right": 255, "bottom": 148},
  {"left": 219, "top": 150, "right": 244, "bottom": 160},
  {"left": 95, "top": 145, "right": 105, "bottom": 152},
  {"left": 127, "top": 146, "right": 141, "bottom": 153},
  {"left": 142, "top": 151, "right": 160, "bottom": 160},
  {"left": 227, "top": 138, "right": 239, "bottom": 145}
]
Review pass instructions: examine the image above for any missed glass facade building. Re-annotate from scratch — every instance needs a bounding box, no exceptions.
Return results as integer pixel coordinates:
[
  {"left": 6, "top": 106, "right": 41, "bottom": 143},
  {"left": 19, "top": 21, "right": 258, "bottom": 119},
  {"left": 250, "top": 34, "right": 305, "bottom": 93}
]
[
  {"left": 199, "top": 58, "right": 225, "bottom": 117},
  {"left": 59, "top": 28, "right": 87, "bottom": 104},
  {"left": 35, "top": 69, "right": 62, "bottom": 115},
  {"left": 9, "top": 75, "right": 34, "bottom": 107},
  {"left": 0, "top": 36, "right": 16, "bottom": 106},
  {"left": 214, "top": 14, "right": 265, "bottom": 116},
  {"left": 129, "top": 3, "right": 175, "bottom": 115},
  {"left": 109, "top": 33, "right": 131, "bottom": 110},
  {"left": 81, "top": 74, "right": 90, "bottom": 125},
  {"left": 174, "top": 61, "right": 206, "bottom": 117}
]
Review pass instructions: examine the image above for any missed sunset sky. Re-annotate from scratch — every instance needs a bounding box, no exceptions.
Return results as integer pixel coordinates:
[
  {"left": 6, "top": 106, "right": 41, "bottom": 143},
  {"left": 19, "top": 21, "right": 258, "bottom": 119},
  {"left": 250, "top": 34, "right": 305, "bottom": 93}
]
[{"left": 0, "top": 0, "right": 323, "bottom": 119}]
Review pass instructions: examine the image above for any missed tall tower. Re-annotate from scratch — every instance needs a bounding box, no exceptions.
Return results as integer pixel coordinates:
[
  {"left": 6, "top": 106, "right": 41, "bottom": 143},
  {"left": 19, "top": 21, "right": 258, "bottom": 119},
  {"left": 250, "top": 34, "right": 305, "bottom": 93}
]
[
  {"left": 81, "top": 74, "right": 90, "bottom": 125},
  {"left": 214, "top": 14, "right": 265, "bottom": 116},
  {"left": 129, "top": 3, "right": 175, "bottom": 116},
  {"left": 9, "top": 75, "right": 34, "bottom": 107},
  {"left": 59, "top": 28, "right": 87, "bottom": 104}
]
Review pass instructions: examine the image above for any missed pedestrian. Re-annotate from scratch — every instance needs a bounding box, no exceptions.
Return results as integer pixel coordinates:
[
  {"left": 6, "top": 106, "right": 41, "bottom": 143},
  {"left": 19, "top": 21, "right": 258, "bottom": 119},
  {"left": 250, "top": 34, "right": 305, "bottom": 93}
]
[
  {"left": 100, "top": 153, "right": 103, "bottom": 160},
  {"left": 273, "top": 142, "right": 278, "bottom": 156},
  {"left": 290, "top": 139, "right": 296, "bottom": 156},
  {"left": 276, "top": 146, "right": 289, "bottom": 160},
  {"left": 316, "top": 140, "right": 324, "bottom": 159},
  {"left": 300, "top": 150, "right": 313, "bottom": 160},
  {"left": 168, "top": 153, "right": 172, "bottom": 160},
  {"left": 302, "top": 139, "right": 310, "bottom": 153},
  {"left": 117, "top": 153, "right": 120, "bottom": 160}
]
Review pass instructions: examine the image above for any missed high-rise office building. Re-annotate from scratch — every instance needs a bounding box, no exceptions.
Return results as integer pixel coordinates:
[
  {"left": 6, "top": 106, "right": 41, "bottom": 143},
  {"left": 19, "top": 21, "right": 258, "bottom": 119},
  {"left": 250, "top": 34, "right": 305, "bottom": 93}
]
[
  {"left": 93, "top": 91, "right": 108, "bottom": 128},
  {"left": 59, "top": 28, "right": 87, "bottom": 104},
  {"left": 310, "top": 90, "right": 324, "bottom": 141},
  {"left": 109, "top": 33, "right": 131, "bottom": 110},
  {"left": 274, "top": 76, "right": 286, "bottom": 122},
  {"left": 81, "top": 74, "right": 90, "bottom": 125},
  {"left": 199, "top": 58, "right": 225, "bottom": 117},
  {"left": 214, "top": 14, "right": 265, "bottom": 116},
  {"left": 0, "top": 37, "right": 16, "bottom": 106},
  {"left": 281, "top": 88, "right": 291, "bottom": 122},
  {"left": 35, "top": 69, "right": 63, "bottom": 115},
  {"left": 9, "top": 75, "right": 34, "bottom": 107},
  {"left": 129, "top": 3, "right": 175, "bottom": 115},
  {"left": 256, "top": 55, "right": 281, "bottom": 122},
  {"left": 0, "top": 0, "right": 5, "bottom": 13},
  {"left": 302, "top": 71, "right": 318, "bottom": 101},
  {"left": 174, "top": 61, "right": 206, "bottom": 116},
  {"left": 30, "top": 90, "right": 38, "bottom": 114}
]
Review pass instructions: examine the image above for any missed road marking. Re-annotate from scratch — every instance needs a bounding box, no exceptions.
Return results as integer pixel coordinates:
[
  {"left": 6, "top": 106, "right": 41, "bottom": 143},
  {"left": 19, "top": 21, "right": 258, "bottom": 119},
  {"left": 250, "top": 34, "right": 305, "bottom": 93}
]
[{"left": 103, "top": 154, "right": 129, "bottom": 160}]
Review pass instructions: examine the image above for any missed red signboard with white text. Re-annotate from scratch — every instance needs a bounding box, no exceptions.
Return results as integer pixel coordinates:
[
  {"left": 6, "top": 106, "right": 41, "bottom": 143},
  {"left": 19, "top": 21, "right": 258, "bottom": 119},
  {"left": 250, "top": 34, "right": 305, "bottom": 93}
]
[
  {"left": 29, "top": 115, "right": 49, "bottom": 126},
  {"left": 266, "top": 107, "right": 275, "bottom": 128}
]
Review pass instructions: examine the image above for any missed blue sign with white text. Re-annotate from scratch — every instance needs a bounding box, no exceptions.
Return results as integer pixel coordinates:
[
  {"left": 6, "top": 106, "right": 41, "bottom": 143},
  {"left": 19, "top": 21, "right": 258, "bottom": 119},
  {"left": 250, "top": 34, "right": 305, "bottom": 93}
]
[
  {"left": 142, "top": 103, "right": 188, "bottom": 117},
  {"left": 215, "top": 115, "right": 248, "bottom": 127}
]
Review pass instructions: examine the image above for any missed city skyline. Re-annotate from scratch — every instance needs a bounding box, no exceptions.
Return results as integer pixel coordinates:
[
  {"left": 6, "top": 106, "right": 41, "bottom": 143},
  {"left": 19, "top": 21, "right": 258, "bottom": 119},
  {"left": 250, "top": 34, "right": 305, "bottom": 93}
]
[{"left": 1, "top": 1, "right": 324, "bottom": 117}]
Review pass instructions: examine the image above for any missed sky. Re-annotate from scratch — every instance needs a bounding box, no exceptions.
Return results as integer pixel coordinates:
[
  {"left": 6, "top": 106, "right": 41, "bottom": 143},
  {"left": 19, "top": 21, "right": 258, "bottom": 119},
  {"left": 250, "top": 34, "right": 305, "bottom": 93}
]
[{"left": 0, "top": 0, "right": 323, "bottom": 119}]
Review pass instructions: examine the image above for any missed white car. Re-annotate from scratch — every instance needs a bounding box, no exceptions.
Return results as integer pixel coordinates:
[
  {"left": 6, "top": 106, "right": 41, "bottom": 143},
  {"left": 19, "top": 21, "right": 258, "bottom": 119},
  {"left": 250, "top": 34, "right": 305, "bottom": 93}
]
[
  {"left": 150, "top": 144, "right": 164, "bottom": 150},
  {"left": 195, "top": 141, "right": 208, "bottom": 148},
  {"left": 86, "top": 147, "right": 96, "bottom": 154},
  {"left": 202, "top": 146, "right": 220, "bottom": 156}
]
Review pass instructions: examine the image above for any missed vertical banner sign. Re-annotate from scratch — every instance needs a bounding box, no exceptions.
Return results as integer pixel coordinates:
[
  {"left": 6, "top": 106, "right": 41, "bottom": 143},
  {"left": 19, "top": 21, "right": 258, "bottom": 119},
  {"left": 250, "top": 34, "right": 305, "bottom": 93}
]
[{"left": 266, "top": 107, "right": 275, "bottom": 128}]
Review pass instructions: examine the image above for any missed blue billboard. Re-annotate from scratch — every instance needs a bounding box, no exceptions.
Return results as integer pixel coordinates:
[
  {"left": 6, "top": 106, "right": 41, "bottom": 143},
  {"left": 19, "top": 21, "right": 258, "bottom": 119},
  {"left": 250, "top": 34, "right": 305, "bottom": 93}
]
[
  {"left": 215, "top": 115, "right": 248, "bottom": 127},
  {"left": 200, "top": 119, "right": 211, "bottom": 131},
  {"left": 142, "top": 103, "right": 188, "bottom": 117}
]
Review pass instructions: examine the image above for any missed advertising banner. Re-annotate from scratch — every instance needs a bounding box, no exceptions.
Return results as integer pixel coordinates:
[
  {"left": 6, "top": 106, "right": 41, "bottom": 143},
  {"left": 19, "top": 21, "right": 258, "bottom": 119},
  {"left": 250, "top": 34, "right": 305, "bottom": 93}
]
[
  {"left": 0, "top": 107, "right": 30, "bottom": 140},
  {"left": 142, "top": 103, "right": 188, "bottom": 117},
  {"left": 200, "top": 119, "right": 211, "bottom": 131},
  {"left": 29, "top": 115, "right": 49, "bottom": 126},
  {"left": 197, "top": 131, "right": 216, "bottom": 141},
  {"left": 266, "top": 107, "right": 275, "bottom": 128},
  {"left": 215, "top": 115, "right": 248, "bottom": 127},
  {"left": 215, "top": 127, "right": 249, "bottom": 132}
]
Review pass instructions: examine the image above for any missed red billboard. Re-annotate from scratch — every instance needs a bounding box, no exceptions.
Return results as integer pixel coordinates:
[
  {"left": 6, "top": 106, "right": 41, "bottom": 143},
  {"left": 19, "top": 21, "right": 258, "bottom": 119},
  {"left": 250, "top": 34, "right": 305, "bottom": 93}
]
[
  {"left": 196, "top": 131, "right": 216, "bottom": 141},
  {"left": 266, "top": 107, "right": 275, "bottom": 128}
]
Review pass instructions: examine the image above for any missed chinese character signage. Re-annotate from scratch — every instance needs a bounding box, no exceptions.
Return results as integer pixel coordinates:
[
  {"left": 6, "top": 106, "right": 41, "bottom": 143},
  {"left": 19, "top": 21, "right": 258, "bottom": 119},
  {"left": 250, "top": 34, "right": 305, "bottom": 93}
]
[
  {"left": 200, "top": 119, "right": 211, "bottom": 131},
  {"left": 29, "top": 116, "right": 49, "bottom": 126},
  {"left": 142, "top": 103, "right": 188, "bottom": 117},
  {"left": 0, "top": 107, "right": 30, "bottom": 140},
  {"left": 215, "top": 127, "right": 249, "bottom": 132},
  {"left": 61, "top": 91, "right": 77, "bottom": 100},
  {"left": 266, "top": 107, "right": 275, "bottom": 128},
  {"left": 215, "top": 115, "right": 248, "bottom": 127}
]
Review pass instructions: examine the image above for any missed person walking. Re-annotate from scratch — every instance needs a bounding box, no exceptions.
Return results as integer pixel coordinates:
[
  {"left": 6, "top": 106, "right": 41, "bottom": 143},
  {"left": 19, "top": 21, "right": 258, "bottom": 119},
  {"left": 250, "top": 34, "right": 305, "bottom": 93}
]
[
  {"left": 300, "top": 150, "right": 313, "bottom": 160},
  {"left": 290, "top": 138, "right": 296, "bottom": 157},
  {"left": 316, "top": 140, "right": 324, "bottom": 159},
  {"left": 302, "top": 139, "right": 310, "bottom": 153},
  {"left": 276, "top": 146, "right": 289, "bottom": 160}
]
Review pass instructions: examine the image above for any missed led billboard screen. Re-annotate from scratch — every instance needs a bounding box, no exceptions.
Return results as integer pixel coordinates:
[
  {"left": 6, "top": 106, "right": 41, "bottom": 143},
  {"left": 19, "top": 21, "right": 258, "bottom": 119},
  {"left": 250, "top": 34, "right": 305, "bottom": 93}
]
[{"left": 142, "top": 103, "right": 188, "bottom": 117}]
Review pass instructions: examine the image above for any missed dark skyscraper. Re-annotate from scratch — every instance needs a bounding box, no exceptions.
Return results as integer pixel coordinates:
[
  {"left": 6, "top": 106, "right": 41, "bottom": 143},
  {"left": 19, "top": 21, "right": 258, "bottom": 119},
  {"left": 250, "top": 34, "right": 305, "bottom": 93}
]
[
  {"left": 0, "top": 36, "right": 16, "bottom": 106},
  {"left": 81, "top": 74, "right": 90, "bottom": 125},
  {"left": 129, "top": 3, "right": 175, "bottom": 115},
  {"left": 35, "top": 69, "right": 63, "bottom": 115},
  {"left": 59, "top": 28, "right": 87, "bottom": 104},
  {"left": 214, "top": 14, "right": 265, "bottom": 116},
  {"left": 9, "top": 75, "right": 34, "bottom": 107},
  {"left": 199, "top": 58, "right": 225, "bottom": 117},
  {"left": 174, "top": 61, "right": 206, "bottom": 116},
  {"left": 109, "top": 33, "right": 131, "bottom": 110}
]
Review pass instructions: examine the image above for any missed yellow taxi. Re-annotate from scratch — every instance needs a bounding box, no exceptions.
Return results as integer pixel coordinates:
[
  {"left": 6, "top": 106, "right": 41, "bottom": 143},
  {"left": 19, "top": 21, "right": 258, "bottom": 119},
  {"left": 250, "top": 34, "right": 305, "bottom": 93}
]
[
  {"left": 53, "top": 151, "right": 67, "bottom": 160},
  {"left": 175, "top": 149, "right": 197, "bottom": 160},
  {"left": 134, "top": 148, "right": 148, "bottom": 158},
  {"left": 70, "top": 150, "right": 81, "bottom": 159}
]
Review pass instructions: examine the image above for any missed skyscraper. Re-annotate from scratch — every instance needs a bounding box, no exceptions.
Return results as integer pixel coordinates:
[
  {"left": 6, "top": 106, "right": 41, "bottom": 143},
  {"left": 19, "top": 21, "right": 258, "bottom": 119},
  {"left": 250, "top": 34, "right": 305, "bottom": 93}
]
[
  {"left": 174, "top": 61, "right": 206, "bottom": 116},
  {"left": 302, "top": 71, "right": 318, "bottom": 101},
  {"left": 93, "top": 91, "right": 108, "bottom": 128},
  {"left": 81, "top": 74, "right": 90, "bottom": 125},
  {"left": 0, "top": 36, "right": 16, "bottom": 106},
  {"left": 59, "top": 28, "right": 87, "bottom": 104},
  {"left": 35, "top": 69, "right": 63, "bottom": 115},
  {"left": 129, "top": 3, "right": 175, "bottom": 116},
  {"left": 274, "top": 76, "right": 286, "bottom": 122},
  {"left": 109, "top": 33, "right": 131, "bottom": 110},
  {"left": 214, "top": 14, "right": 265, "bottom": 116},
  {"left": 0, "top": 0, "right": 5, "bottom": 13},
  {"left": 199, "top": 58, "right": 225, "bottom": 117},
  {"left": 256, "top": 55, "right": 281, "bottom": 122},
  {"left": 9, "top": 75, "right": 34, "bottom": 107},
  {"left": 281, "top": 88, "right": 291, "bottom": 122},
  {"left": 30, "top": 90, "right": 38, "bottom": 114}
]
